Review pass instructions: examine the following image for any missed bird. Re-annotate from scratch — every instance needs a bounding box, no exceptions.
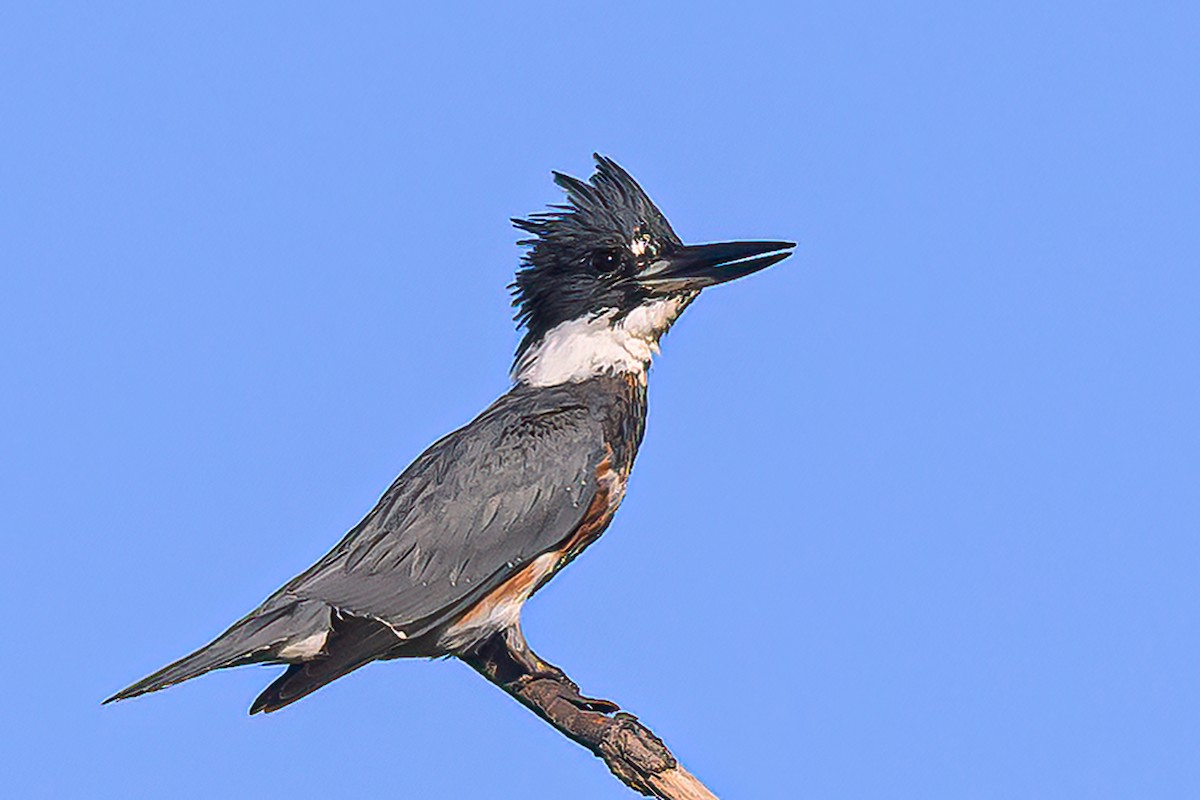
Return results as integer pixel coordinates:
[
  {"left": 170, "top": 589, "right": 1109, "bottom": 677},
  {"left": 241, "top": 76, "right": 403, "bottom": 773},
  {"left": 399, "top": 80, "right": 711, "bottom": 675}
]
[{"left": 106, "top": 154, "right": 794, "bottom": 714}]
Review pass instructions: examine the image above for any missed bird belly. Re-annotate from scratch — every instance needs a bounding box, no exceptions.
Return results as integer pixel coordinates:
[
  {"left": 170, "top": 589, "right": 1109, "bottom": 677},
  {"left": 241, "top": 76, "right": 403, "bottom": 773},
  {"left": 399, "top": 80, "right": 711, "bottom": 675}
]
[
  {"left": 437, "top": 462, "right": 627, "bottom": 654},
  {"left": 436, "top": 551, "right": 560, "bottom": 653}
]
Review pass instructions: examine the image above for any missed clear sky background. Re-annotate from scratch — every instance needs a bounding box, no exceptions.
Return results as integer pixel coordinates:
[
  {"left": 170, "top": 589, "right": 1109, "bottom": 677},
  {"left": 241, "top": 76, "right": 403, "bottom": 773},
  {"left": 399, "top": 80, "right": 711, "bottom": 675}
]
[{"left": 4, "top": 3, "right": 1198, "bottom": 798}]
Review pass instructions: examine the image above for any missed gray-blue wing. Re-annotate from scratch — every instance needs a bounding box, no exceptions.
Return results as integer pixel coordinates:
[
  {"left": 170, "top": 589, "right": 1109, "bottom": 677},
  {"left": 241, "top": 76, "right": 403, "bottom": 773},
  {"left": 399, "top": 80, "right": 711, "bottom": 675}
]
[{"left": 272, "top": 398, "right": 604, "bottom": 639}]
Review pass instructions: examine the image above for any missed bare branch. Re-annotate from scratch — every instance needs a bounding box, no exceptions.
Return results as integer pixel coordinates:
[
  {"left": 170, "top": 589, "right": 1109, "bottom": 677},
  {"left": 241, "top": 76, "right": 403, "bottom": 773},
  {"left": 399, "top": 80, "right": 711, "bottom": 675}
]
[{"left": 461, "top": 628, "right": 717, "bottom": 800}]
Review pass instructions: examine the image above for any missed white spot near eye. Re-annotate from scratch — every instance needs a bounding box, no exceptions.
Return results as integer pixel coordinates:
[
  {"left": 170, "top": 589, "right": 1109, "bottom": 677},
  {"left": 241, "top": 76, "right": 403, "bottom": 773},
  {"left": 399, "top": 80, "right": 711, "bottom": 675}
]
[{"left": 629, "top": 234, "right": 653, "bottom": 258}]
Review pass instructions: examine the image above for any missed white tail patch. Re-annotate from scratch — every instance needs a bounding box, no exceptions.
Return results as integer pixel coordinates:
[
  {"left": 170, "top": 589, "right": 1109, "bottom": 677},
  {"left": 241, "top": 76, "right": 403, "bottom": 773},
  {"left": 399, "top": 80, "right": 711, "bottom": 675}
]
[{"left": 276, "top": 630, "right": 329, "bottom": 661}]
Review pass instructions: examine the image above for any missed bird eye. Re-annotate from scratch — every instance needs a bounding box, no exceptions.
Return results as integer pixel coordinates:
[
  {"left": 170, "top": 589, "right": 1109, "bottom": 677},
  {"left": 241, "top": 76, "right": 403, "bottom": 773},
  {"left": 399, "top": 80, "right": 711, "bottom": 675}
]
[{"left": 589, "top": 249, "right": 623, "bottom": 275}]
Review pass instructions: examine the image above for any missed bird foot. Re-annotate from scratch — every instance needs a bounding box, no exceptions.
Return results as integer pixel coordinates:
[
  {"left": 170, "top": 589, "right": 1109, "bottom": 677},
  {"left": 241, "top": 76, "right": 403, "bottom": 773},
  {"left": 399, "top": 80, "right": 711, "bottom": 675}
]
[{"left": 522, "top": 671, "right": 620, "bottom": 714}]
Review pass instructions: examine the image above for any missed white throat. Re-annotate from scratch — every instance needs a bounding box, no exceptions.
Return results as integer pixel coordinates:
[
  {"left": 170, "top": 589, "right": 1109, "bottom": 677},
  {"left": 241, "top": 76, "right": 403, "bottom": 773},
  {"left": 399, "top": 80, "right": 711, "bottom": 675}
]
[{"left": 514, "top": 295, "right": 692, "bottom": 387}]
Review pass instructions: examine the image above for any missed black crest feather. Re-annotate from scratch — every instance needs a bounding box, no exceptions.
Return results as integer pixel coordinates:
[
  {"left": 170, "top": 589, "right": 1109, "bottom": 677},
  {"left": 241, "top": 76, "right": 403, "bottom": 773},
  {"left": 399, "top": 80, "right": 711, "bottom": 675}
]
[{"left": 510, "top": 155, "right": 681, "bottom": 358}]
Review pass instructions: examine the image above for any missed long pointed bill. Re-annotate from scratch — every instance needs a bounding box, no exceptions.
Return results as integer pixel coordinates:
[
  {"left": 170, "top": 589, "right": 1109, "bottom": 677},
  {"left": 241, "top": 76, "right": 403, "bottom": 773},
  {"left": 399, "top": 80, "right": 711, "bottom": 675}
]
[{"left": 637, "top": 240, "right": 795, "bottom": 293}]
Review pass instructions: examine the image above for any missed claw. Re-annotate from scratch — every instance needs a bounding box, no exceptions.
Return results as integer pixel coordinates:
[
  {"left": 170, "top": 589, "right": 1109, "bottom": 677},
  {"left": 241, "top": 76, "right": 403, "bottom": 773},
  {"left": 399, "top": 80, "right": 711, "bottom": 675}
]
[
  {"left": 570, "top": 695, "right": 620, "bottom": 714},
  {"left": 522, "top": 671, "right": 620, "bottom": 714}
]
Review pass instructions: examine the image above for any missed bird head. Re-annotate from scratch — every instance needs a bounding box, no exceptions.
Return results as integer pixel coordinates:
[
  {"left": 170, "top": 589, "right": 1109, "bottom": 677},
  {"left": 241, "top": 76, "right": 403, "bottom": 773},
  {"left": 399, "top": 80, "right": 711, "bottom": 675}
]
[{"left": 511, "top": 155, "right": 793, "bottom": 385}]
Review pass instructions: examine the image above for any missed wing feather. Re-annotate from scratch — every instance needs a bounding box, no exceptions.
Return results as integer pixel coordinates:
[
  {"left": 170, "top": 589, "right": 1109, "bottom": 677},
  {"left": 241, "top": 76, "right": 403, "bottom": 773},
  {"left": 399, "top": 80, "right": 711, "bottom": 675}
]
[{"left": 270, "top": 391, "right": 603, "bottom": 640}]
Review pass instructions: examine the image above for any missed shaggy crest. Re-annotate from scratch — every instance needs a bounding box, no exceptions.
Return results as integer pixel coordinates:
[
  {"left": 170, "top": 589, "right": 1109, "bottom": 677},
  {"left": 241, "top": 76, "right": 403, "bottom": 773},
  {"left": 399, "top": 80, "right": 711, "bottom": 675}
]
[{"left": 510, "top": 155, "right": 683, "bottom": 359}]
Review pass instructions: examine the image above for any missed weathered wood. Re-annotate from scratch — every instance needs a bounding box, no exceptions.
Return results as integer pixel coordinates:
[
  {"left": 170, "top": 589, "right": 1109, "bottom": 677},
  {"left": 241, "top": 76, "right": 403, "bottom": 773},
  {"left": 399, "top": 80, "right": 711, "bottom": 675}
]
[{"left": 462, "top": 628, "right": 717, "bottom": 800}]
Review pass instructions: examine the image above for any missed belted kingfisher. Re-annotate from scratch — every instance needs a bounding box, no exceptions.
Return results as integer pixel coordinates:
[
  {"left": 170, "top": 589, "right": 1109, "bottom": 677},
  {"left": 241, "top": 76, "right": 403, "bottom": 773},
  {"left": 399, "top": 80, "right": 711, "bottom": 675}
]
[{"left": 107, "top": 155, "right": 793, "bottom": 714}]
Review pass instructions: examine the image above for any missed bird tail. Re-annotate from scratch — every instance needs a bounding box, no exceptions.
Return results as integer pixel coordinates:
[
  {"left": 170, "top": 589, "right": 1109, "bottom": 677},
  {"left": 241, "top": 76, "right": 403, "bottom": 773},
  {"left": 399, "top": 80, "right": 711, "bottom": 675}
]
[
  {"left": 249, "top": 613, "right": 399, "bottom": 714},
  {"left": 104, "top": 601, "right": 332, "bottom": 704}
]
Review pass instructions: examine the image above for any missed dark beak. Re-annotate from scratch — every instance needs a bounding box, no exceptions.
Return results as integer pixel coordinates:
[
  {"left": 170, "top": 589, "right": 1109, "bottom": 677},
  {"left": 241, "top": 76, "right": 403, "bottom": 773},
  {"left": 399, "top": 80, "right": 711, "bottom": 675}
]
[{"left": 636, "top": 240, "right": 795, "bottom": 293}]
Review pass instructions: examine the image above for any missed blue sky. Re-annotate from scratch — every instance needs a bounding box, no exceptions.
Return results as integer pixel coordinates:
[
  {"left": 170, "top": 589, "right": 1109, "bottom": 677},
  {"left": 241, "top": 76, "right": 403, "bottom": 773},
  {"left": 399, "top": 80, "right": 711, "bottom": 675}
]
[{"left": 4, "top": 3, "right": 1198, "bottom": 798}]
